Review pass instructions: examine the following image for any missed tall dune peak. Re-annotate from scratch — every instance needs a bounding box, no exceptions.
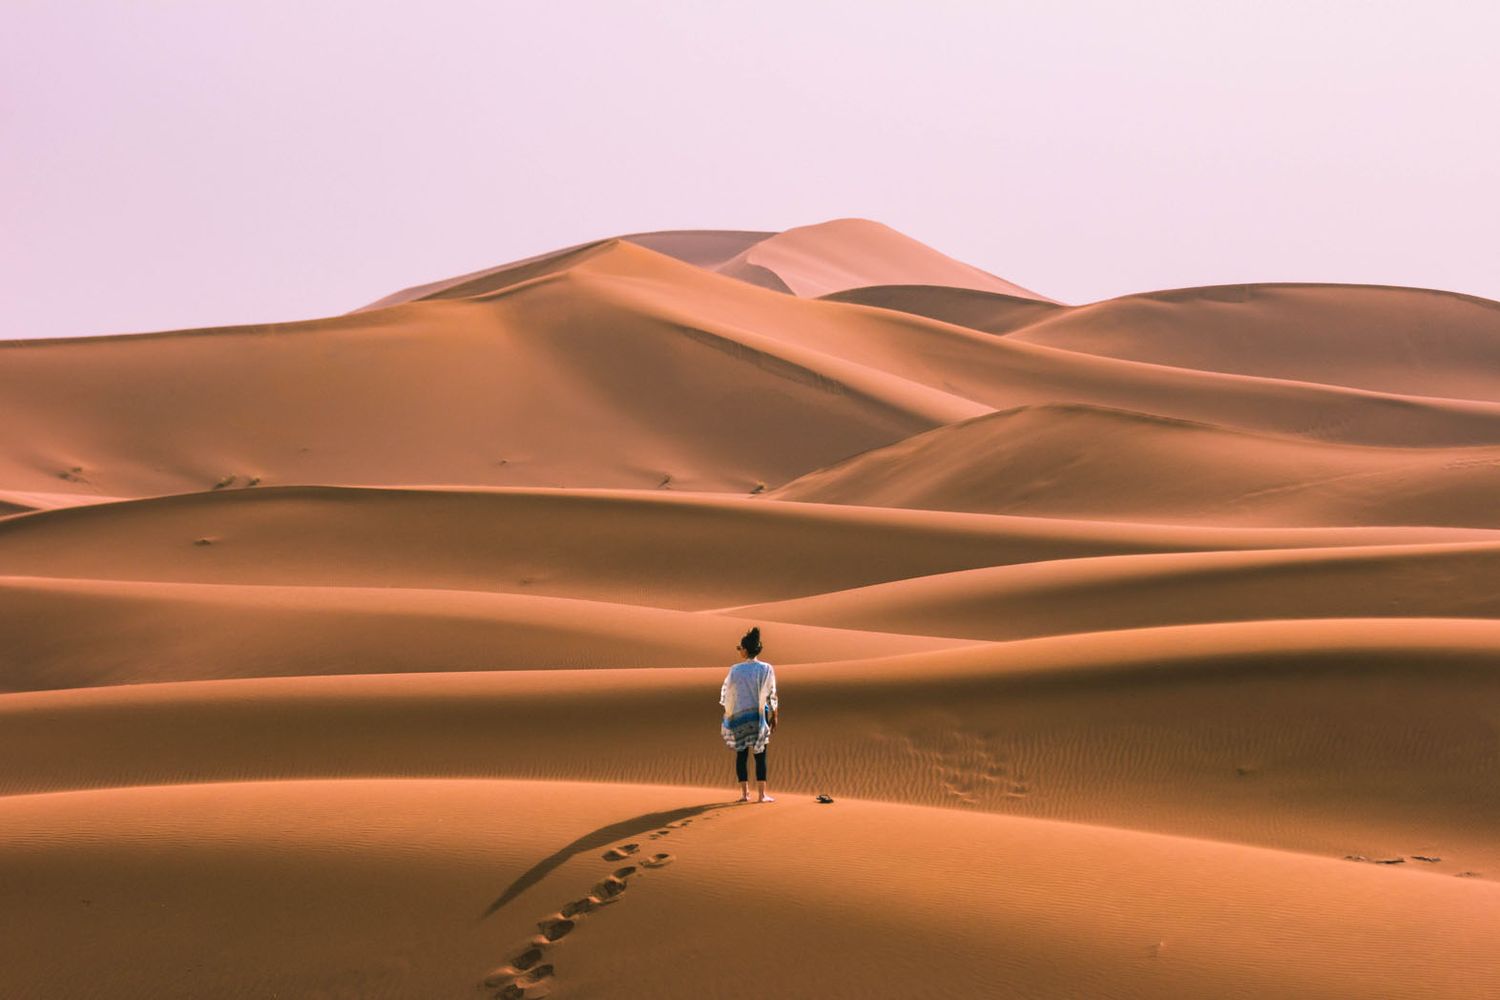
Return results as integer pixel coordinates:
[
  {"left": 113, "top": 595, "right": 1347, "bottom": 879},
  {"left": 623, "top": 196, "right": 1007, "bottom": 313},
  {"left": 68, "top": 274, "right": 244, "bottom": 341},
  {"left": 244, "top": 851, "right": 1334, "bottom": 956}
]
[{"left": 359, "top": 219, "right": 1053, "bottom": 311}]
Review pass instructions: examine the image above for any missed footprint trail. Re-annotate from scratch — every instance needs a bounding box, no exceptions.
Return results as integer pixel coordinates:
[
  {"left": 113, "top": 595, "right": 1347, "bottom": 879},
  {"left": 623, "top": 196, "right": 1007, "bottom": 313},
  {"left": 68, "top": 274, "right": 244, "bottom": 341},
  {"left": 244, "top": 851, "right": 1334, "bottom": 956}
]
[{"left": 478, "top": 804, "right": 726, "bottom": 997}]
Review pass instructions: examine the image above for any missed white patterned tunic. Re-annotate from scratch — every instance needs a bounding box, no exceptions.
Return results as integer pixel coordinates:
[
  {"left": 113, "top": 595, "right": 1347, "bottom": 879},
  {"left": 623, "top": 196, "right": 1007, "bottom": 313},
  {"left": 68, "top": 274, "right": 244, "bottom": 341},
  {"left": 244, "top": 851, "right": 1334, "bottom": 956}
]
[{"left": 719, "top": 658, "right": 778, "bottom": 753}]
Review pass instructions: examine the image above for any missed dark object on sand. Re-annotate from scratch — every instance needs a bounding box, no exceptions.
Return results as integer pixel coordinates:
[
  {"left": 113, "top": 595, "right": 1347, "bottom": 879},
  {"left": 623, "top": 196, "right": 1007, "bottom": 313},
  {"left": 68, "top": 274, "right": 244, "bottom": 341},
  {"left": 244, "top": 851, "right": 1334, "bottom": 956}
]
[{"left": 816, "top": 794, "right": 834, "bottom": 804}]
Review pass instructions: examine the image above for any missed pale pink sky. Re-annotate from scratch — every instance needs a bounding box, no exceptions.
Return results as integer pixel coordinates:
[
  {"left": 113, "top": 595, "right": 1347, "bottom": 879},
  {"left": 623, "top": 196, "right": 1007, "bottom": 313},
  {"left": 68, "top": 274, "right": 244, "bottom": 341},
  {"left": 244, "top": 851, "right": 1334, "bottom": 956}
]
[{"left": 3, "top": 1, "right": 1497, "bottom": 339}]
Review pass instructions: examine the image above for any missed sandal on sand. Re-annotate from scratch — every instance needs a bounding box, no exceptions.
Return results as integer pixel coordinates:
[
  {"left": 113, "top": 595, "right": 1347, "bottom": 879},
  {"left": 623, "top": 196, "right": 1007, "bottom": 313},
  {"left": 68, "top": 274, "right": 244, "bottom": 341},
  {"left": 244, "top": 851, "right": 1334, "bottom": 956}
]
[{"left": 816, "top": 794, "right": 834, "bottom": 804}]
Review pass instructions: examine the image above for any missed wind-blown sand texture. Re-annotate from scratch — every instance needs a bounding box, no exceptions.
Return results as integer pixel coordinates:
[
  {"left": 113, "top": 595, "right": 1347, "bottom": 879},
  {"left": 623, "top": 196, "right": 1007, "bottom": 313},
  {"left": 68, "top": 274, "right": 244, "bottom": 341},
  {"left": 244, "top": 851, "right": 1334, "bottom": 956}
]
[{"left": 2, "top": 219, "right": 1498, "bottom": 999}]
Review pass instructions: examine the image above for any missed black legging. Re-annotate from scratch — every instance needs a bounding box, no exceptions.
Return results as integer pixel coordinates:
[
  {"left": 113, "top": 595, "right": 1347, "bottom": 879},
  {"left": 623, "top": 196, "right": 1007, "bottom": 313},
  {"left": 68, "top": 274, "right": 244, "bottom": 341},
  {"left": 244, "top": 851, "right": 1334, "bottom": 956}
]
[{"left": 735, "top": 748, "right": 768, "bottom": 782}]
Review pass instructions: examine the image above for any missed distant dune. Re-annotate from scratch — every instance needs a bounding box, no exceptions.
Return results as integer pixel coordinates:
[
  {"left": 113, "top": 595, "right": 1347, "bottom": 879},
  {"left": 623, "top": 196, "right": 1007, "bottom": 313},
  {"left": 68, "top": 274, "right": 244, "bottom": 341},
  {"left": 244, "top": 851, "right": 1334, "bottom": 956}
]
[
  {"left": 770, "top": 402, "right": 1500, "bottom": 526},
  {"left": 1008, "top": 282, "right": 1500, "bottom": 400},
  {"left": 3, "top": 219, "right": 1498, "bottom": 999}
]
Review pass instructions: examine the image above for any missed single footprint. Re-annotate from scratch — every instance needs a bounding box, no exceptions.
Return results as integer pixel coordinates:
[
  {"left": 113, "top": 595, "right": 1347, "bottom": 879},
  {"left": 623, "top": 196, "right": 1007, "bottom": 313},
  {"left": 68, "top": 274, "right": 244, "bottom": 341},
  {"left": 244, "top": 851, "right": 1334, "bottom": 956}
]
[
  {"left": 482, "top": 948, "right": 546, "bottom": 988},
  {"left": 536, "top": 916, "right": 575, "bottom": 942},
  {"left": 666, "top": 819, "right": 693, "bottom": 828},
  {"left": 497, "top": 964, "right": 555, "bottom": 999},
  {"left": 602, "top": 843, "right": 639, "bottom": 861},
  {"left": 1412, "top": 855, "right": 1442, "bottom": 863},
  {"left": 612, "top": 865, "right": 638, "bottom": 879},
  {"left": 593, "top": 875, "right": 628, "bottom": 900},
  {"left": 641, "top": 853, "right": 674, "bottom": 869},
  {"left": 560, "top": 897, "right": 600, "bottom": 918},
  {"left": 483, "top": 967, "right": 519, "bottom": 989}
]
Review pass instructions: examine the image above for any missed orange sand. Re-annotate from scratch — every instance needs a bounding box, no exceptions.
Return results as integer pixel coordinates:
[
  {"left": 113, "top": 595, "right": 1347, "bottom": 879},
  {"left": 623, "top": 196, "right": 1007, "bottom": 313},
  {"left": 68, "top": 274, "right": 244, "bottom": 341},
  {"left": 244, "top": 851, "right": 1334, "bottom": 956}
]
[{"left": 2, "top": 219, "right": 1498, "bottom": 999}]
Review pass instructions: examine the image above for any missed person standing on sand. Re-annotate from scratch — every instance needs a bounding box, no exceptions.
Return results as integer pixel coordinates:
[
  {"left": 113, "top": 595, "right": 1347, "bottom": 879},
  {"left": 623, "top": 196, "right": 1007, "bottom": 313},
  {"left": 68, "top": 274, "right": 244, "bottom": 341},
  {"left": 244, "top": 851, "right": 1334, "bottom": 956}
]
[{"left": 720, "top": 626, "right": 778, "bottom": 803}]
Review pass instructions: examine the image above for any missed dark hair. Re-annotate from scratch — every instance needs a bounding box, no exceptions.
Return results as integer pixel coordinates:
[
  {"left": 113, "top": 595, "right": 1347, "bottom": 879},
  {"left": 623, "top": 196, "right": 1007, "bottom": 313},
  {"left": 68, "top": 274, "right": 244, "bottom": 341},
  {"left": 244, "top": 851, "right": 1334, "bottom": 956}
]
[{"left": 739, "top": 626, "right": 762, "bottom": 657}]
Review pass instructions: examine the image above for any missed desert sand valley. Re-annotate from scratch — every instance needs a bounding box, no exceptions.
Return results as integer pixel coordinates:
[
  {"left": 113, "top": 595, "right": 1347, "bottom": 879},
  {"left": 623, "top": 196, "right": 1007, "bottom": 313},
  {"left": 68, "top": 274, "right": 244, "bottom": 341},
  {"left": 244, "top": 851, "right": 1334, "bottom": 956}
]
[{"left": 2, "top": 218, "right": 1498, "bottom": 998}]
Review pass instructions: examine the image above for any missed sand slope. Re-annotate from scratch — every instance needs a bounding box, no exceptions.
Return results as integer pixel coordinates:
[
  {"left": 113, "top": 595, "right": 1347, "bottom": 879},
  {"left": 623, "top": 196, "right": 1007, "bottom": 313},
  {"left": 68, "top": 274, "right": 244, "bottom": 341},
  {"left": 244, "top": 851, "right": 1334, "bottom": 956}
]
[
  {"left": 823, "top": 282, "right": 1066, "bottom": 333},
  {"left": 359, "top": 218, "right": 1048, "bottom": 307},
  {"left": 0, "top": 243, "right": 973, "bottom": 498},
  {"left": 17, "top": 234, "right": 1500, "bottom": 504},
  {"left": 724, "top": 541, "right": 1500, "bottom": 640},
  {"left": 0, "top": 575, "right": 968, "bottom": 692},
  {"left": 3, "top": 618, "right": 1497, "bottom": 860},
  {"left": 1006, "top": 283, "right": 1500, "bottom": 401},
  {"left": 5, "top": 219, "right": 1500, "bottom": 999},
  {"left": 771, "top": 402, "right": 1500, "bottom": 525},
  {"left": 712, "top": 218, "right": 1054, "bottom": 300},
  {"left": 2, "top": 780, "right": 1494, "bottom": 1000},
  {"left": 4, "top": 486, "right": 1492, "bottom": 607}
]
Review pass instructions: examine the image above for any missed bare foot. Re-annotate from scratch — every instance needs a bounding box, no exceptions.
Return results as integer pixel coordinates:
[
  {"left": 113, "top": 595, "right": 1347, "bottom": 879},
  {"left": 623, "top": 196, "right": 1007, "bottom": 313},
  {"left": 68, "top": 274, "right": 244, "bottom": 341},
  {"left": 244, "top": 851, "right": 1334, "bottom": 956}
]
[
  {"left": 737, "top": 793, "right": 750, "bottom": 802},
  {"left": 757, "top": 795, "right": 776, "bottom": 803}
]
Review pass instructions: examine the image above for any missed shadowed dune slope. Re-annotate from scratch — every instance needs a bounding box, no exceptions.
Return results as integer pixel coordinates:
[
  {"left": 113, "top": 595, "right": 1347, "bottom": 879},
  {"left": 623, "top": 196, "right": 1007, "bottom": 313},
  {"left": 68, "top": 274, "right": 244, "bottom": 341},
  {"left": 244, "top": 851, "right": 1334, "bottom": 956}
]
[
  {"left": 822, "top": 283, "right": 1066, "bottom": 333},
  {"left": 3, "top": 486, "right": 1493, "bottom": 609},
  {"left": 2, "top": 619, "right": 1498, "bottom": 872},
  {"left": 771, "top": 403, "right": 1500, "bottom": 526},
  {"left": 621, "top": 228, "right": 775, "bottom": 268},
  {"left": 725, "top": 541, "right": 1500, "bottom": 641},
  {"left": 1, "top": 780, "right": 1495, "bottom": 1000},
  {"left": 712, "top": 218, "right": 1054, "bottom": 300},
  {"left": 1006, "top": 283, "right": 1500, "bottom": 401},
  {"left": 0, "top": 576, "right": 970, "bottom": 693}
]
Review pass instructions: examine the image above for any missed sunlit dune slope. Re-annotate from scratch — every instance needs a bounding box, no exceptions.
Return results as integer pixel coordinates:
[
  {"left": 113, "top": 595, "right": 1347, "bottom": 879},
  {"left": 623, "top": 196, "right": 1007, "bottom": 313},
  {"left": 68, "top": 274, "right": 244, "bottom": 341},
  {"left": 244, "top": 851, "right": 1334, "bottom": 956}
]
[
  {"left": 771, "top": 402, "right": 1500, "bottom": 525},
  {"left": 3, "top": 618, "right": 1498, "bottom": 871},
  {"left": 1, "top": 780, "right": 1494, "bottom": 1000},
  {"left": 0, "top": 241, "right": 985, "bottom": 498}
]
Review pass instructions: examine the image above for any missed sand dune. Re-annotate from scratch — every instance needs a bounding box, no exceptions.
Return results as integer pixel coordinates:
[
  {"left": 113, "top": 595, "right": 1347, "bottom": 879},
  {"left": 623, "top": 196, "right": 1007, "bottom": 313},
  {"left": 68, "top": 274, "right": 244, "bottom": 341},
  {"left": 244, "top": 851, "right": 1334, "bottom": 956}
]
[
  {"left": 0, "top": 488, "right": 126, "bottom": 513},
  {"left": 360, "top": 218, "right": 1048, "bottom": 308},
  {"left": 711, "top": 218, "right": 1054, "bottom": 300},
  {"left": 725, "top": 541, "right": 1500, "bottom": 641},
  {"left": 0, "top": 575, "right": 968, "bottom": 692},
  {"left": 4, "top": 486, "right": 1493, "bottom": 609},
  {"left": 5, "top": 219, "right": 1499, "bottom": 998},
  {"left": 822, "top": 282, "right": 1066, "bottom": 333},
  {"left": 0, "top": 242, "right": 976, "bottom": 498},
  {"left": 1006, "top": 283, "right": 1500, "bottom": 401},
  {"left": 2, "top": 780, "right": 1494, "bottom": 1000},
  {"left": 3, "top": 618, "right": 1497, "bottom": 871},
  {"left": 11, "top": 236, "right": 1500, "bottom": 506},
  {"left": 771, "top": 402, "right": 1500, "bottom": 525}
]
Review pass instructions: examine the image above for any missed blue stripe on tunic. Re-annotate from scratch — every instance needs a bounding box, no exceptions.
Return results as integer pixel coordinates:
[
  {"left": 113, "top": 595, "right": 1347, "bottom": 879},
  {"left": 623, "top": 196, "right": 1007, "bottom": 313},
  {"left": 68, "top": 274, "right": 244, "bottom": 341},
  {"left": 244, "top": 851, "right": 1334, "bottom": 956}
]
[{"left": 724, "top": 707, "right": 764, "bottom": 751}]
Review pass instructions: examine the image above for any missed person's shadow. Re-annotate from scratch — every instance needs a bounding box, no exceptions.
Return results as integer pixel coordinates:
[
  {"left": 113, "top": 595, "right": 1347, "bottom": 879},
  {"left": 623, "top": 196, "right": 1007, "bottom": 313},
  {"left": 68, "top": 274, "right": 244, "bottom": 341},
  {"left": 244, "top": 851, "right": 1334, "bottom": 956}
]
[{"left": 479, "top": 800, "right": 740, "bottom": 920}]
